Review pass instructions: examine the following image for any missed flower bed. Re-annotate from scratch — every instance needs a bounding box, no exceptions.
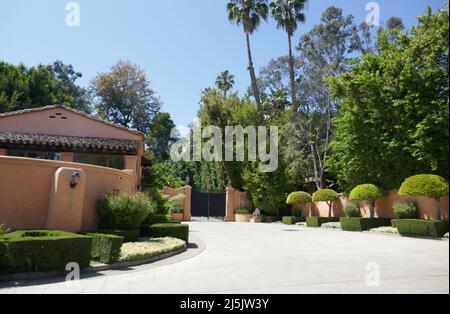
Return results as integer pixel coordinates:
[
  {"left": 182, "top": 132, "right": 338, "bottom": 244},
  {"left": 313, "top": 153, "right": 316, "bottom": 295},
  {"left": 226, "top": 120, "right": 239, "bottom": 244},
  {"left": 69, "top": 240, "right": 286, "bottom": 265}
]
[{"left": 120, "top": 237, "right": 186, "bottom": 262}]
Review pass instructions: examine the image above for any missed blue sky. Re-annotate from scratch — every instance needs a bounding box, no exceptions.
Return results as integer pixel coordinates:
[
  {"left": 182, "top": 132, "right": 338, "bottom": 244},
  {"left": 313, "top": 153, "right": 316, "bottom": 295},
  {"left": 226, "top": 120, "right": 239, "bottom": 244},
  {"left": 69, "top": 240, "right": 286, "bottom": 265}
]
[{"left": 0, "top": 0, "right": 447, "bottom": 127}]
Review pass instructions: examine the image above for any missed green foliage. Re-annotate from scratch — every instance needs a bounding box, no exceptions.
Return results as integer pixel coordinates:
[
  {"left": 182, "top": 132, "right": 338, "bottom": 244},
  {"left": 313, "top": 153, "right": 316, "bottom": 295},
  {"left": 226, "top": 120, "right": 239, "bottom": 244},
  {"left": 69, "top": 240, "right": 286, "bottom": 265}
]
[
  {"left": 97, "top": 193, "right": 155, "bottom": 230},
  {"left": 399, "top": 175, "right": 449, "bottom": 199},
  {"left": 86, "top": 233, "right": 124, "bottom": 264},
  {"left": 164, "top": 194, "right": 185, "bottom": 212},
  {"left": 146, "top": 112, "right": 177, "bottom": 162},
  {"left": 282, "top": 216, "right": 306, "bottom": 225},
  {"left": 327, "top": 6, "right": 449, "bottom": 191},
  {"left": 0, "top": 223, "right": 8, "bottom": 236},
  {"left": 261, "top": 215, "right": 278, "bottom": 223},
  {"left": 344, "top": 203, "right": 361, "bottom": 218},
  {"left": 235, "top": 209, "right": 254, "bottom": 215},
  {"left": 147, "top": 224, "right": 189, "bottom": 243},
  {"left": 215, "top": 70, "right": 235, "bottom": 97},
  {"left": 312, "top": 189, "right": 339, "bottom": 203},
  {"left": 306, "top": 217, "right": 340, "bottom": 228},
  {"left": 340, "top": 218, "right": 392, "bottom": 231},
  {"left": 349, "top": 184, "right": 383, "bottom": 201},
  {"left": 96, "top": 229, "right": 140, "bottom": 243},
  {"left": 393, "top": 202, "right": 418, "bottom": 220},
  {"left": 286, "top": 191, "right": 312, "bottom": 205},
  {"left": 393, "top": 219, "right": 449, "bottom": 238},
  {"left": 0, "top": 230, "right": 92, "bottom": 273}
]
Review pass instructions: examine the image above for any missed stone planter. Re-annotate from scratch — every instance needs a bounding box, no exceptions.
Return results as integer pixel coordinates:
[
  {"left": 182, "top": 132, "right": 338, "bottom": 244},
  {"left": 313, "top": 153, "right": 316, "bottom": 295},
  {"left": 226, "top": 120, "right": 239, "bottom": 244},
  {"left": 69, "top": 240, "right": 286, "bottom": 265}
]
[
  {"left": 171, "top": 213, "right": 184, "bottom": 222},
  {"left": 235, "top": 214, "right": 253, "bottom": 223}
]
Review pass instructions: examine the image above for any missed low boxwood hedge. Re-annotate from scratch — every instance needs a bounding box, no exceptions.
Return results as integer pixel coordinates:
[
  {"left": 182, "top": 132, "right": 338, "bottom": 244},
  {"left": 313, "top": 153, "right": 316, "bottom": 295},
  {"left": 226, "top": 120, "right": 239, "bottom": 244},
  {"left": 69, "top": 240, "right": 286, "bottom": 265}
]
[
  {"left": 261, "top": 215, "right": 278, "bottom": 223},
  {"left": 97, "top": 229, "right": 140, "bottom": 243},
  {"left": 86, "top": 233, "right": 124, "bottom": 264},
  {"left": 141, "top": 221, "right": 181, "bottom": 237},
  {"left": 340, "top": 218, "right": 392, "bottom": 232},
  {"left": 282, "top": 216, "right": 306, "bottom": 225},
  {"left": 146, "top": 214, "right": 176, "bottom": 226},
  {"left": 0, "top": 230, "right": 92, "bottom": 273},
  {"left": 235, "top": 209, "right": 254, "bottom": 215},
  {"left": 392, "top": 219, "right": 449, "bottom": 238},
  {"left": 307, "top": 217, "right": 340, "bottom": 228},
  {"left": 147, "top": 224, "right": 189, "bottom": 243}
]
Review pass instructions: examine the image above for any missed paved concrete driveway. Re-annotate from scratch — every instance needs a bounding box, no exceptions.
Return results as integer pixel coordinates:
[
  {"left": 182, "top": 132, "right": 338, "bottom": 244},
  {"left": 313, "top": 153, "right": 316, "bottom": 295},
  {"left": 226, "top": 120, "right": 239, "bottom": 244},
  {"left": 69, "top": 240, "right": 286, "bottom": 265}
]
[{"left": 1, "top": 222, "right": 448, "bottom": 294}]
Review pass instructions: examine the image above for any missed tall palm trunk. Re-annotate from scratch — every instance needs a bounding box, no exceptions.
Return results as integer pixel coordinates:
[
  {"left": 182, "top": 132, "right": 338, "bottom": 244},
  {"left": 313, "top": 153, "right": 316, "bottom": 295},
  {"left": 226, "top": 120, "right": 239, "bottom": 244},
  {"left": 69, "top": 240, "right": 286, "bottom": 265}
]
[
  {"left": 288, "top": 33, "right": 297, "bottom": 111},
  {"left": 245, "top": 31, "right": 262, "bottom": 109}
]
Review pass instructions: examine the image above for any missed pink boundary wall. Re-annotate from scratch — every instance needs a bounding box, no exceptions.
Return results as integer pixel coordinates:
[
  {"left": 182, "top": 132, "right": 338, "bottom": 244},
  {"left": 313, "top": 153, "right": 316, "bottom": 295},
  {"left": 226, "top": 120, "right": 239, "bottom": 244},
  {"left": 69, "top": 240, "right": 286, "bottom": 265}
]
[{"left": 0, "top": 156, "right": 138, "bottom": 232}]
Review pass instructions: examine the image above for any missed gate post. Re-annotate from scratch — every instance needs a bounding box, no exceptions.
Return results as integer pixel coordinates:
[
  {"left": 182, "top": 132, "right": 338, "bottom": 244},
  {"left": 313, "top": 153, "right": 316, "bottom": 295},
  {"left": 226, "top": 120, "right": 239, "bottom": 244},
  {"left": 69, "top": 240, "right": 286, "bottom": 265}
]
[
  {"left": 182, "top": 185, "right": 192, "bottom": 222},
  {"left": 225, "top": 187, "right": 235, "bottom": 222}
]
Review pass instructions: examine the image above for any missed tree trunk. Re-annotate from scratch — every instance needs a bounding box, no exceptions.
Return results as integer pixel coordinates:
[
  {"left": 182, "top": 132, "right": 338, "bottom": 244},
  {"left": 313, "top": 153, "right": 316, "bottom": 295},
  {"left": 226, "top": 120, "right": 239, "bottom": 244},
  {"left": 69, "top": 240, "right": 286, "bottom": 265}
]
[
  {"left": 328, "top": 201, "right": 332, "bottom": 218},
  {"left": 370, "top": 201, "right": 375, "bottom": 220},
  {"left": 245, "top": 32, "right": 262, "bottom": 109},
  {"left": 435, "top": 198, "right": 442, "bottom": 221},
  {"left": 288, "top": 33, "right": 297, "bottom": 111}
]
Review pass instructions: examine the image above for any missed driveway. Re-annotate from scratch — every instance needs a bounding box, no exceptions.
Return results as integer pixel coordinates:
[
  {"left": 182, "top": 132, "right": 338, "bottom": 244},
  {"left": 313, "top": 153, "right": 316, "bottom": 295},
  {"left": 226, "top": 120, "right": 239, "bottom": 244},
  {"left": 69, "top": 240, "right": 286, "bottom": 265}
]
[{"left": 0, "top": 222, "right": 448, "bottom": 294}]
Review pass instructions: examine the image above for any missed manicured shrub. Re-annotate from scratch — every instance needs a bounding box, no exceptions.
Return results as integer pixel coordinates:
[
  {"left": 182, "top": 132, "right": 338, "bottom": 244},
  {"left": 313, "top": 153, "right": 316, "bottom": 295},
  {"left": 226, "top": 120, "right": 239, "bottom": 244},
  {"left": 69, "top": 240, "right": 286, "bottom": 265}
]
[
  {"left": 235, "top": 209, "right": 254, "bottom": 215},
  {"left": 286, "top": 192, "right": 312, "bottom": 205},
  {"left": 307, "top": 217, "right": 340, "bottom": 228},
  {"left": 120, "top": 238, "right": 186, "bottom": 262},
  {"left": 97, "top": 229, "right": 140, "bottom": 243},
  {"left": 393, "top": 219, "right": 449, "bottom": 238},
  {"left": 393, "top": 202, "right": 418, "bottom": 220},
  {"left": 261, "top": 215, "right": 278, "bottom": 223},
  {"left": 399, "top": 175, "right": 449, "bottom": 220},
  {"left": 349, "top": 184, "right": 383, "bottom": 219},
  {"left": 340, "top": 218, "right": 392, "bottom": 232},
  {"left": 140, "top": 221, "right": 180, "bottom": 237},
  {"left": 0, "top": 230, "right": 92, "bottom": 273},
  {"left": 165, "top": 194, "right": 185, "bottom": 214},
  {"left": 146, "top": 214, "right": 173, "bottom": 226},
  {"left": 344, "top": 203, "right": 361, "bottom": 217},
  {"left": 312, "top": 189, "right": 339, "bottom": 217},
  {"left": 148, "top": 224, "right": 189, "bottom": 243},
  {"left": 97, "top": 193, "right": 155, "bottom": 230},
  {"left": 86, "top": 233, "right": 124, "bottom": 264},
  {"left": 282, "top": 216, "right": 306, "bottom": 225}
]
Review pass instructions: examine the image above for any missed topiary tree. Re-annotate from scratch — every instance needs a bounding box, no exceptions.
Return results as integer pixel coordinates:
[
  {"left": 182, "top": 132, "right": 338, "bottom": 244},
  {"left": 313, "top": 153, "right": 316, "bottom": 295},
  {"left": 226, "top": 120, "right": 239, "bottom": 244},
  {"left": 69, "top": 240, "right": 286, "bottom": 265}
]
[
  {"left": 349, "top": 184, "right": 383, "bottom": 220},
  {"left": 286, "top": 192, "right": 312, "bottom": 217},
  {"left": 399, "top": 174, "right": 449, "bottom": 220},
  {"left": 312, "top": 189, "right": 339, "bottom": 218}
]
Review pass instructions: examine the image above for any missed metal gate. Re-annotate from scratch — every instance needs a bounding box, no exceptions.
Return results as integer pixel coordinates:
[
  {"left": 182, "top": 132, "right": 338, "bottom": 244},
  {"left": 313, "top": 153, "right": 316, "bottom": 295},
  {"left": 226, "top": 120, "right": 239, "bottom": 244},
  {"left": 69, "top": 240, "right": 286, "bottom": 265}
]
[{"left": 191, "top": 191, "right": 226, "bottom": 221}]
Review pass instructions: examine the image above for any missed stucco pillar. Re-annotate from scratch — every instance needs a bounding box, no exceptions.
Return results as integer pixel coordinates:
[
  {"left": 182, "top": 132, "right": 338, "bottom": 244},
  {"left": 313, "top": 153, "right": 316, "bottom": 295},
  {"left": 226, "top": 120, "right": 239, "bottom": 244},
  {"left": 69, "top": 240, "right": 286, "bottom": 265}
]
[
  {"left": 182, "top": 185, "right": 192, "bottom": 222},
  {"left": 46, "top": 167, "right": 87, "bottom": 232},
  {"left": 0, "top": 148, "right": 7, "bottom": 156},
  {"left": 225, "top": 187, "right": 236, "bottom": 222},
  {"left": 60, "top": 152, "right": 75, "bottom": 162}
]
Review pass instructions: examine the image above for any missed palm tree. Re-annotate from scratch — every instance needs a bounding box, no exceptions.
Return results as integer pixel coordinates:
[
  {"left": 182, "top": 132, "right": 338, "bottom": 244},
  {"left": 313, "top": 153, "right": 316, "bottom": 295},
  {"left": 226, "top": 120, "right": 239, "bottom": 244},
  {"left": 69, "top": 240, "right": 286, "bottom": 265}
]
[
  {"left": 215, "top": 70, "right": 235, "bottom": 98},
  {"left": 270, "top": 0, "right": 308, "bottom": 111},
  {"left": 227, "top": 0, "right": 269, "bottom": 109}
]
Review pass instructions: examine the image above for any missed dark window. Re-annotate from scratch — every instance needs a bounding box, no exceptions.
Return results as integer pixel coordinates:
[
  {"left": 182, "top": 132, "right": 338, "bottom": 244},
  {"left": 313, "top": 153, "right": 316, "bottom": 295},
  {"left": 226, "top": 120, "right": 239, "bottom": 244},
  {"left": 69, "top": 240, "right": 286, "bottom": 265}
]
[
  {"left": 8, "top": 150, "right": 61, "bottom": 161},
  {"left": 74, "top": 153, "right": 125, "bottom": 170}
]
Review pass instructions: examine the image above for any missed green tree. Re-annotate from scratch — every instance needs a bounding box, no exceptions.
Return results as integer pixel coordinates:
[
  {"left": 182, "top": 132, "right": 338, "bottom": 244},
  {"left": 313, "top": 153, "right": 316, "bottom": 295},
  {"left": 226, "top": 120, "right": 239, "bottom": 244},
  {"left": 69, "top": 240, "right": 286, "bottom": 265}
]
[
  {"left": 215, "top": 70, "right": 235, "bottom": 98},
  {"left": 227, "top": 0, "right": 269, "bottom": 109},
  {"left": 91, "top": 60, "right": 161, "bottom": 133},
  {"left": 327, "top": 6, "right": 449, "bottom": 191},
  {"left": 147, "top": 112, "right": 177, "bottom": 161},
  {"left": 270, "top": 0, "right": 308, "bottom": 110}
]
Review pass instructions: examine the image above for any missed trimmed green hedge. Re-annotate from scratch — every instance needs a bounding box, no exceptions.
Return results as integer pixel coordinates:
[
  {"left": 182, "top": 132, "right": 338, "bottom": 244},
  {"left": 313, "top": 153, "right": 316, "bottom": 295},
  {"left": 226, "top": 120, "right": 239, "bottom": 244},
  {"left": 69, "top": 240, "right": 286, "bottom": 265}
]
[
  {"left": 261, "top": 215, "right": 278, "bottom": 223},
  {"left": 235, "top": 209, "right": 254, "bottom": 215},
  {"left": 349, "top": 184, "right": 383, "bottom": 201},
  {"left": 86, "top": 233, "right": 124, "bottom": 264},
  {"left": 97, "top": 229, "right": 140, "bottom": 243},
  {"left": 393, "top": 219, "right": 449, "bottom": 238},
  {"left": 307, "top": 217, "right": 340, "bottom": 228},
  {"left": 147, "top": 224, "right": 189, "bottom": 243},
  {"left": 282, "top": 216, "right": 306, "bottom": 225},
  {"left": 147, "top": 214, "right": 178, "bottom": 225},
  {"left": 399, "top": 175, "right": 449, "bottom": 199},
  {"left": 286, "top": 192, "right": 312, "bottom": 205},
  {"left": 340, "top": 218, "right": 392, "bottom": 232},
  {"left": 0, "top": 230, "right": 92, "bottom": 273}
]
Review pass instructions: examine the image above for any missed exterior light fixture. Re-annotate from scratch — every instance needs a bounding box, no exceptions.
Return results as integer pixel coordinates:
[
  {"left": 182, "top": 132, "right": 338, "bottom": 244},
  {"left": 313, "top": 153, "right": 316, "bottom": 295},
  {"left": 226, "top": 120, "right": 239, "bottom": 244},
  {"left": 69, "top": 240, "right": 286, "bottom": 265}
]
[{"left": 70, "top": 171, "right": 81, "bottom": 189}]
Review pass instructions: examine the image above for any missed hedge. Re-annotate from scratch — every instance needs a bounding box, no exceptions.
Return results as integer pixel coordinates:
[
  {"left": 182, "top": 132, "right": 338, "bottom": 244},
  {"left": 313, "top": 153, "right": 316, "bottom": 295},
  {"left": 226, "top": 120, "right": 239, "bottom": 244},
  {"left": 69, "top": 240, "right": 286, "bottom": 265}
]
[
  {"left": 235, "top": 209, "right": 254, "bottom": 215},
  {"left": 393, "top": 219, "right": 449, "bottom": 238},
  {"left": 282, "top": 216, "right": 306, "bottom": 225},
  {"left": 147, "top": 224, "right": 189, "bottom": 243},
  {"left": 0, "top": 230, "right": 92, "bottom": 273},
  {"left": 340, "top": 218, "right": 392, "bottom": 232},
  {"left": 286, "top": 192, "right": 312, "bottom": 205},
  {"left": 97, "top": 229, "right": 140, "bottom": 243},
  {"left": 399, "top": 175, "right": 449, "bottom": 199},
  {"left": 307, "top": 217, "right": 340, "bottom": 228},
  {"left": 349, "top": 184, "right": 383, "bottom": 201},
  {"left": 86, "top": 233, "right": 124, "bottom": 264},
  {"left": 261, "top": 215, "right": 278, "bottom": 223},
  {"left": 141, "top": 221, "right": 181, "bottom": 237},
  {"left": 147, "top": 214, "right": 176, "bottom": 226}
]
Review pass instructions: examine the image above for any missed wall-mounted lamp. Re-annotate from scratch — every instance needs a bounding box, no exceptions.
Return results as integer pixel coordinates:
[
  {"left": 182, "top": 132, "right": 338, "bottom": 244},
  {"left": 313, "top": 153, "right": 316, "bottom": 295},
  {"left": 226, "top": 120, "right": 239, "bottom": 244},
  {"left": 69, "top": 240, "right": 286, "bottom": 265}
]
[{"left": 70, "top": 171, "right": 81, "bottom": 189}]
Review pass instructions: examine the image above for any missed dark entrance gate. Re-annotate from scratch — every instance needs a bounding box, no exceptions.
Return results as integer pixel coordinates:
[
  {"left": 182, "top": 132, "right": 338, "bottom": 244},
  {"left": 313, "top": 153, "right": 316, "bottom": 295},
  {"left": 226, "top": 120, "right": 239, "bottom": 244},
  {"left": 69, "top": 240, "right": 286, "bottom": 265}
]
[{"left": 191, "top": 191, "right": 226, "bottom": 221}]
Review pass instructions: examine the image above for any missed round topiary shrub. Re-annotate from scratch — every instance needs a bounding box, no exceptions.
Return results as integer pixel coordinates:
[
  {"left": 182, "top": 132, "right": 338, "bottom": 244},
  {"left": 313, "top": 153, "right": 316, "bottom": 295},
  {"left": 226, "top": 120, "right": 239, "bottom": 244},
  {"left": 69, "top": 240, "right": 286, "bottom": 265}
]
[
  {"left": 97, "top": 193, "right": 155, "bottom": 230},
  {"left": 312, "top": 189, "right": 339, "bottom": 217},
  {"left": 349, "top": 184, "right": 383, "bottom": 219},
  {"left": 393, "top": 202, "right": 418, "bottom": 220},
  {"left": 286, "top": 192, "right": 312, "bottom": 205},
  {"left": 399, "top": 174, "right": 449, "bottom": 220},
  {"left": 344, "top": 203, "right": 361, "bottom": 218}
]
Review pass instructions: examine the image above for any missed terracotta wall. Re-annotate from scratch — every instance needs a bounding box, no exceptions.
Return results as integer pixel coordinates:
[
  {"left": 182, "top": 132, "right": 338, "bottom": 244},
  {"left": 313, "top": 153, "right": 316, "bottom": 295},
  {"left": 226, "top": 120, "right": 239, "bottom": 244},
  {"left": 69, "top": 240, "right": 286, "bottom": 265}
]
[
  {"left": 305, "top": 190, "right": 449, "bottom": 220},
  {"left": 0, "top": 156, "right": 138, "bottom": 232},
  {"left": 161, "top": 186, "right": 192, "bottom": 221},
  {"left": 225, "top": 188, "right": 252, "bottom": 222}
]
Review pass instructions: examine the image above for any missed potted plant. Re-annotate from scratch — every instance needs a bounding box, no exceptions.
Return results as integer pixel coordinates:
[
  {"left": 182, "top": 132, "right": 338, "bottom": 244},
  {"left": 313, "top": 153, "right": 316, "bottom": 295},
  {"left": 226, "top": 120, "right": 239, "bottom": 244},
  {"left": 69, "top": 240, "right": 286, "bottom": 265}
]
[
  {"left": 165, "top": 194, "right": 186, "bottom": 222},
  {"left": 235, "top": 209, "right": 254, "bottom": 223}
]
